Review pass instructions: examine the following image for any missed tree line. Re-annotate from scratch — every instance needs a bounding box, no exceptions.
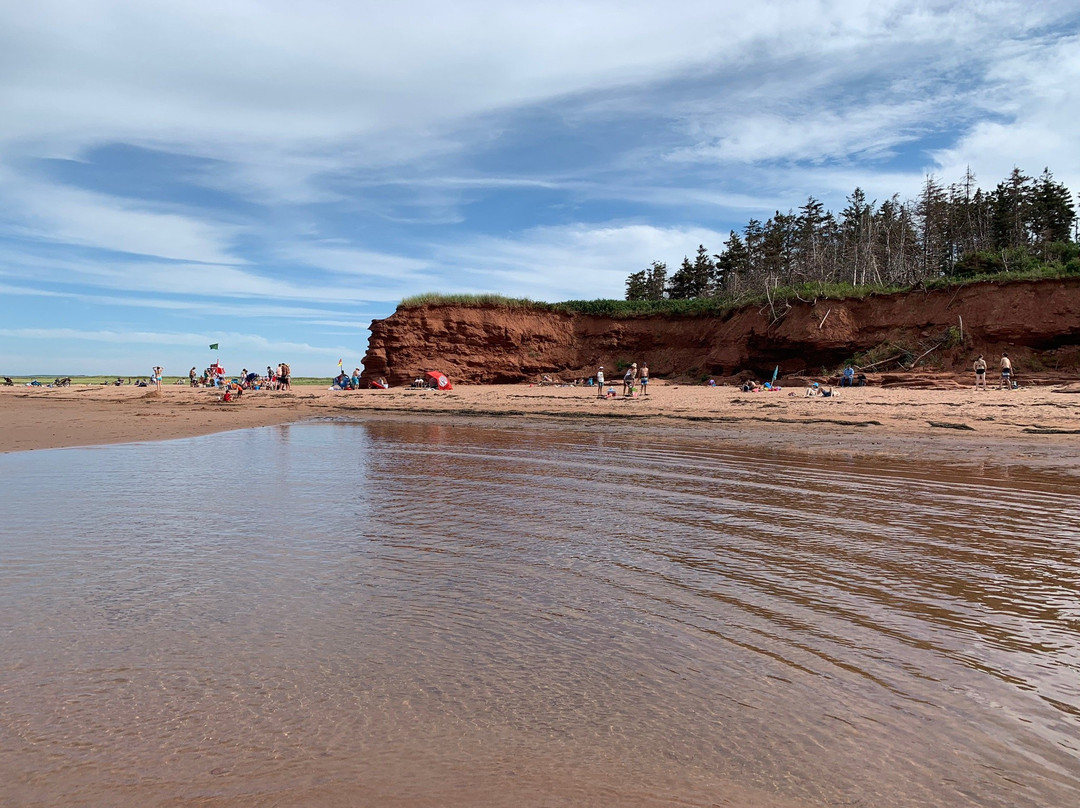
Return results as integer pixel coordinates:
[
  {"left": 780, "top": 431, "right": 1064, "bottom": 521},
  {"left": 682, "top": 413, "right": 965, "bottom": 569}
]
[{"left": 625, "top": 167, "right": 1078, "bottom": 301}]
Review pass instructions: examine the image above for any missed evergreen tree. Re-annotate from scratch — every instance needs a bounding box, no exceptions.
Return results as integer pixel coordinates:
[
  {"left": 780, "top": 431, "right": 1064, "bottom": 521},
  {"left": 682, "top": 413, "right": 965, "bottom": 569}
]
[
  {"left": 842, "top": 188, "right": 874, "bottom": 285},
  {"left": 624, "top": 269, "right": 647, "bottom": 301},
  {"left": 715, "top": 231, "right": 748, "bottom": 293},
  {"left": 1030, "top": 167, "right": 1076, "bottom": 247},
  {"left": 992, "top": 167, "right": 1032, "bottom": 250},
  {"left": 917, "top": 175, "right": 949, "bottom": 277},
  {"left": 666, "top": 256, "right": 698, "bottom": 299},
  {"left": 743, "top": 218, "right": 765, "bottom": 283},
  {"left": 645, "top": 261, "right": 668, "bottom": 300},
  {"left": 796, "top": 196, "right": 827, "bottom": 280},
  {"left": 762, "top": 212, "right": 796, "bottom": 283},
  {"left": 692, "top": 244, "right": 716, "bottom": 296}
]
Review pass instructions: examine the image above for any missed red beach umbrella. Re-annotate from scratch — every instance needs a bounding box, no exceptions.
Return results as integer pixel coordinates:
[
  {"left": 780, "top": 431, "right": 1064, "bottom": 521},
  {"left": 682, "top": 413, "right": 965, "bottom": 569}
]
[{"left": 424, "top": 371, "right": 453, "bottom": 390}]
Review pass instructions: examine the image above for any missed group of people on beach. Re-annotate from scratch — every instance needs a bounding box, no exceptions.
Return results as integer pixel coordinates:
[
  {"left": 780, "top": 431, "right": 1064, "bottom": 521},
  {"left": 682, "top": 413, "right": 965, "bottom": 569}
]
[
  {"left": 593, "top": 361, "right": 649, "bottom": 398},
  {"left": 131, "top": 352, "right": 1021, "bottom": 398},
  {"left": 183, "top": 362, "right": 292, "bottom": 391},
  {"left": 973, "top": 353, "right": 1014, "bottom": 390},
  {"left": 333, "top": 368, "right": 365, "bottom": 390}
]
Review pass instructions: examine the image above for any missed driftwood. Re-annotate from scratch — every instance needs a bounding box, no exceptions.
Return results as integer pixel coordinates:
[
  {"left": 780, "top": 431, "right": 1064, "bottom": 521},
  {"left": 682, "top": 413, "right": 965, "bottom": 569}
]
[
  {"left": 760, "top": 282, "right": 793, "bottom": 326},
  {"left": 902, "top": 342, "right": 942, "bottom": 370},
  {"left": 929, "top": 421, "right": 975, "bottom": 431},
  {"left": 858, "top": 353, "right": 906, "bottom": 370},
  {"left": 818, "top": 308, "right": 832, "bottom": 329}
]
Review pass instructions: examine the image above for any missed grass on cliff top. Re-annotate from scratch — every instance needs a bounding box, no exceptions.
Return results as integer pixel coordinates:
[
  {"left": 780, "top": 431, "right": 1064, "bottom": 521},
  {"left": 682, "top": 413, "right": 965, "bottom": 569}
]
[
  {"left": 398, "top": 283, "right": 903, "bottom": 318},
  {"left": 400, "top": 260, "right": 1080, "bottom": 319}
]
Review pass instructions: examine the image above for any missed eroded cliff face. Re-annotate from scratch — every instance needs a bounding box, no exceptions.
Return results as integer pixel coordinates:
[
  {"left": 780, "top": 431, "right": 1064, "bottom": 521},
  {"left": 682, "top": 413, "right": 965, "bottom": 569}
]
[{"left": 361, "top": 278, "right": 1080, "bottom": 385}]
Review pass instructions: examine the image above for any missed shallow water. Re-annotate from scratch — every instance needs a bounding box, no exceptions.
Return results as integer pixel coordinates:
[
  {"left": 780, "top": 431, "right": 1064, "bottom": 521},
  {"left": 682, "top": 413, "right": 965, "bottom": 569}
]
[{"left": 1, "top": 420, "right": 1078, "bottom": 807}]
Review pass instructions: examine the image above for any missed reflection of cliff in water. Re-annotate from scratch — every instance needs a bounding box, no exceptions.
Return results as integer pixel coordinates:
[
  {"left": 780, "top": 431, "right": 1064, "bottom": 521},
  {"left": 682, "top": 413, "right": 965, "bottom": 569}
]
[{"left": 362, "top": 277, "right": 1080, "bottom": 385}]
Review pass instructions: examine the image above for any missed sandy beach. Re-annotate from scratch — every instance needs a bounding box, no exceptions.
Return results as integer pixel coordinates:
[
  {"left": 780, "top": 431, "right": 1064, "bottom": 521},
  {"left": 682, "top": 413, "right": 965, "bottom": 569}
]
[{"left": 3, "top": 380, "right": 1080, "bottom": 472}]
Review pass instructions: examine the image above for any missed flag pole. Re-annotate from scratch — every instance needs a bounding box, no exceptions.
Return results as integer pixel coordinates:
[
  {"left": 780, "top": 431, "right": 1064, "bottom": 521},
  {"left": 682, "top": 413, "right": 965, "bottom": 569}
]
[{"left": 209, "top": 343, "right": 220, "bottom": 386}]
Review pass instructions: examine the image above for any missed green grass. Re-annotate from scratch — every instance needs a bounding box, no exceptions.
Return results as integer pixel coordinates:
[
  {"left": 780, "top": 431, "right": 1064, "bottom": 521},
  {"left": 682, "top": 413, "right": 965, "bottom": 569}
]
[
  {"left": 928, "top": 260, "right": 1080, "bottom": 289},
  {"left": 400, "top": 263, "right": 1079, "bottom": 319},
  {"left": 399, "top": 292, "right": 547, "bottom": 309},
  {"left": 397, "top": 283, "right": 906, "bottom": 319}
]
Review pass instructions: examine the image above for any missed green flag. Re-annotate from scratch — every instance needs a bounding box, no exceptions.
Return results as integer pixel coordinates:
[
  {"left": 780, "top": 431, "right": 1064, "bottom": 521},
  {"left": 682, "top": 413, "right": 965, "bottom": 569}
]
[{"left": 209, "top": 343, "right": 219, "bottom": 350}]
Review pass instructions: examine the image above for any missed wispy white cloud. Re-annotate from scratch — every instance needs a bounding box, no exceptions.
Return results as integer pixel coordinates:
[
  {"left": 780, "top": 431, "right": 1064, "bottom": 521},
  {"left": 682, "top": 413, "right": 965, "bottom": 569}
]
[
  {"left": 276, "top": 243, "right": 431, "bottom": 279},
  {"left": 0, "top": 175, "right": 244, "bottom": 263},
  {"left": 435, "top": 223, "right": 732, "bottom": 301},
  {"left": 0, "top": 281, "right": 382, "bottom": 323},
  {"left": 0, "top": 245, "right": 381, "bottom": 304},
  {"left": 666, "top": 101, "right": 941, "bottom": 166}
]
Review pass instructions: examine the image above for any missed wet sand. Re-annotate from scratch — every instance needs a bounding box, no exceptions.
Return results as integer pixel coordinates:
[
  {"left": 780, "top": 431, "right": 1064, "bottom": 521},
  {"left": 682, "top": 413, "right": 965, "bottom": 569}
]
[{"left": 2, "top": 381, "right": 1079, "bottom": 471}]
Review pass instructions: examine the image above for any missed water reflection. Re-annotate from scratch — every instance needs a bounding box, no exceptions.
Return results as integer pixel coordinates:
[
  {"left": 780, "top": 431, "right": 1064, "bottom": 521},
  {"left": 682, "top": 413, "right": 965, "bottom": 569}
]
[{"left": 1, "top": 420, "right": 1078, "bottom": 807}]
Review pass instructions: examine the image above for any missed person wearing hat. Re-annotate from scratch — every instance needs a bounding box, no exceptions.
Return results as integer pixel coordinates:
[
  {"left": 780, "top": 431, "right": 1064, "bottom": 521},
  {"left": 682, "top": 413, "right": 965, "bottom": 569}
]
[
  {"left": 595, "top": 364, "right": 605, "bottom": 397},
  {"left": 805, "top": 381, "right": 820, "bottom": 397},
  {"left": 623, "top": 363, "right": 637, "bottom": 396}
]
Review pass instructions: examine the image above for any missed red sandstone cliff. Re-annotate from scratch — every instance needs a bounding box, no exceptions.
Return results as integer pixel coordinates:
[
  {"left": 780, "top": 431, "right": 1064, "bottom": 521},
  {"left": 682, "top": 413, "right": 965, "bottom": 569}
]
[{"left": 361, "top": 278, "right": 1080, "bottom": 385}]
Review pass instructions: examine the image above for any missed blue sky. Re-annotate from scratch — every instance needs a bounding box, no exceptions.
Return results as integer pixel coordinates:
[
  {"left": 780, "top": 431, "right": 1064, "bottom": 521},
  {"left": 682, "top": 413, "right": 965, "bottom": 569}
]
[{"left": 2, "top": 0, "right": 1078, "bottom": 376}]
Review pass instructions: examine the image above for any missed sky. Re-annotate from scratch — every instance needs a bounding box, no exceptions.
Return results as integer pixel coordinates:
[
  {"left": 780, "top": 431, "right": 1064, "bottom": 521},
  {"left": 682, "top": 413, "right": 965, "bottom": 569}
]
[{"left": 2, "top": 0, "right": 1078, "bottom": 377}]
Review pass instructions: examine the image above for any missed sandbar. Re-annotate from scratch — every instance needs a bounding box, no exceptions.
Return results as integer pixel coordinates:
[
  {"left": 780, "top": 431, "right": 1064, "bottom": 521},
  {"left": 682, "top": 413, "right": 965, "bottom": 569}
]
[{"left": 2, "top": 382, "right": 1079, "bottom": 473}]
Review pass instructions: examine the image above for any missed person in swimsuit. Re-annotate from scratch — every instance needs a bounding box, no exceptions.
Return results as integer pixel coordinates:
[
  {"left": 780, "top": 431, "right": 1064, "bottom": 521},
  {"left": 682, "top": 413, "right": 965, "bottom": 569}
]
[
  {"left": 639, "top": 362, "right": 649, "bottom": 395},
  {"left": 973, "top": 355, "right": 987, "bottom": 390},
  {"left": 152, "top": 366, "right": 163, "bottom": 392},
  {"left": 999, "top": 352, "right": 1012, "bottom": 390}
]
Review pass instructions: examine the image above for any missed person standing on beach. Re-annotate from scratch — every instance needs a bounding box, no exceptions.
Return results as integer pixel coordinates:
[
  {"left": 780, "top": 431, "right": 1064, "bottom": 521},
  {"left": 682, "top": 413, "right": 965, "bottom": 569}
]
[
  {"left": 999, "top": 353, "right": 1012, "bottom": 389},
  {"left": 973, "top": 355, "right": 987, "bottom": 390},
  {"left": 623, "top": 365, "right": 635, "bottom": 396},
  {"left": 280, "top": 362, "right": 291, "bottom": 390},
  {"left": 596, "top": 365, "right": 605, "bottom": 397},
  {"left": 152, "top": 366, "right": 163, "bottom": 392},
  {"left": 639, "top": 362, "right": 649, "bottom": 395},
  {"left": 189, "top": 367, "right": 197, "bottom": 387}
]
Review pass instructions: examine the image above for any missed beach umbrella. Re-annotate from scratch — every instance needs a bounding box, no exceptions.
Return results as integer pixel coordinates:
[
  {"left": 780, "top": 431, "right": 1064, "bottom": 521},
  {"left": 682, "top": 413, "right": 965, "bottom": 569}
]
[
  {"left": 424, "top": 371, "right": 453, "bottom": 390},
  {"left": 771, "top": 365, "right": 779, "bottom": 384}
]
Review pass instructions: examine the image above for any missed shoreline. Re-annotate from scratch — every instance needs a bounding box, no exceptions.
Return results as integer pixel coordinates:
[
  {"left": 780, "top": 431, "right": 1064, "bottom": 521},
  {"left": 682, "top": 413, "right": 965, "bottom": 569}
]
[{"left": 3, "top": 382, "right": 1079, "bottom": 474}]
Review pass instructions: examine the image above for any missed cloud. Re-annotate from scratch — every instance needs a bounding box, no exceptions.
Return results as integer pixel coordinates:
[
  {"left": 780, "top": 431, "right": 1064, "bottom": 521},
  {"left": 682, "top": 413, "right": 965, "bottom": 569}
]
[
  {"left": 0, "top": 280, "right": 384, "bottom": 323},
  {"left": 0, "top": 244, "right": 380, "bottom": 304},
  {"left": 666, "top": 101, "right": 941, "bottom": 166},
  {"left": 434, "top": 223, "right": 732, "bottom": 301},
  {"left": 0, "top": 156, "right": 246, "bottom": 263},
  {"left": 930, "top": 33, "right": 1080, "bottom": 194}
]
